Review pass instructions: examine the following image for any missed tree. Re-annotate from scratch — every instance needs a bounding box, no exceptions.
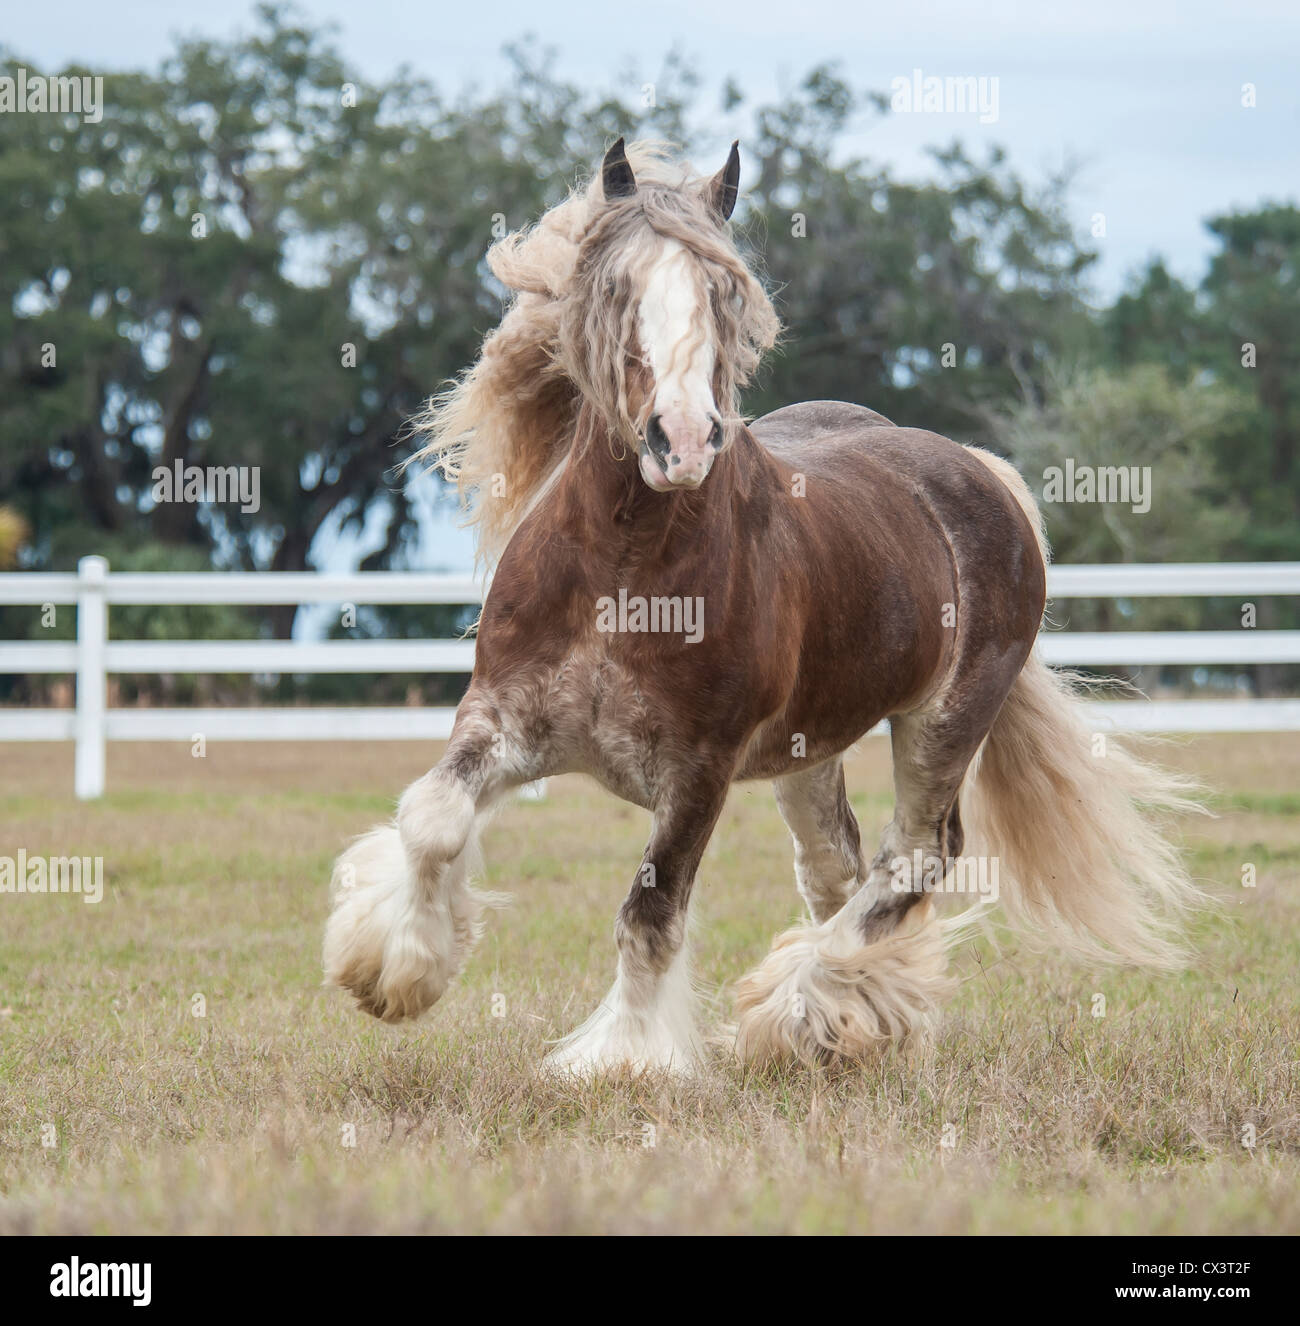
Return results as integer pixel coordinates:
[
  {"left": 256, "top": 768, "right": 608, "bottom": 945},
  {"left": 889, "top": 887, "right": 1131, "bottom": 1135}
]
[
  {"left": 997, "top": 365, "right": 1247, "bottom": 573},
  {"left": 991, "top": 364, "right": 1286, "bottom": 691},
  {"left": 1101, "top": 207, "right": 1300, "bottom": 563},
  {"left": 735, "top": 71, "right": 1097, "bottom": 438},
  {"left": 1200, "top": 206, "right": 1300, "bottom": 549}
]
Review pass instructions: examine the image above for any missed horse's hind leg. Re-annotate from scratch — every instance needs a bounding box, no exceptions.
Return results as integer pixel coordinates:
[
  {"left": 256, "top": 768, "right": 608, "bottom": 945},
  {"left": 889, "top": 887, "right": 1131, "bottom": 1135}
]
[
  {"left": 323, "top": 693, "right": 538, "bottom": 1022},
  {"left": 852, "top": 709, "right": 976, "bottom": 942},
  {"left": 773, "top": 757, "right": 864, "bottom": 924},
  {"left": 735, "top": 708, "right": 988, "bottom": 1064}
]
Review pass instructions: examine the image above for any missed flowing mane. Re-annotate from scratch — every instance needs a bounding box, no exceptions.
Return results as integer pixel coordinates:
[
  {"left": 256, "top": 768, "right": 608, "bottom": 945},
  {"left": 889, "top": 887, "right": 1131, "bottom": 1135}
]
[{"left": 410, "top": 141, "right": 779, "bottom": 562}]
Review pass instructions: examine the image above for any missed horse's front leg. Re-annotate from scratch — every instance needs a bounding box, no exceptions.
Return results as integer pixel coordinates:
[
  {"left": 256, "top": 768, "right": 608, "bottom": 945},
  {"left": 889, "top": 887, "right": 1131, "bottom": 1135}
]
[
  {"left": 544, "top": 766, "right": 734, "bottom": 1077},
  {"left": 323, "top": 690, "right": 545, "bottom": 1022}
]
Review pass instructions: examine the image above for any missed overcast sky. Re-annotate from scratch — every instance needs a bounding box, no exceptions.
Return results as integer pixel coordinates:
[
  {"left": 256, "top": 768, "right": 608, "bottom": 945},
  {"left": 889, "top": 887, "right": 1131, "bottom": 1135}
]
[{"left": 8, "top": 0, "right": 1297, "bottom": 299}]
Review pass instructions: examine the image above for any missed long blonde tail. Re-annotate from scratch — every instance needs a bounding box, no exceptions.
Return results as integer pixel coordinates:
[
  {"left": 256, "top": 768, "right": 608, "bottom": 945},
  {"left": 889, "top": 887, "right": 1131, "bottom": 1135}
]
[{"left": 963, "top": 651, "right": 1208, "bottom": 968}]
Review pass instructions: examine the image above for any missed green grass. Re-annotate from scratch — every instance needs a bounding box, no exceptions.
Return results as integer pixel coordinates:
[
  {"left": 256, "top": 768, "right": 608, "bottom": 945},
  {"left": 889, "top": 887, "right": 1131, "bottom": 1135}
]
[{"left": 0, "top": 735, "right": 1297, "bottom": 1234}]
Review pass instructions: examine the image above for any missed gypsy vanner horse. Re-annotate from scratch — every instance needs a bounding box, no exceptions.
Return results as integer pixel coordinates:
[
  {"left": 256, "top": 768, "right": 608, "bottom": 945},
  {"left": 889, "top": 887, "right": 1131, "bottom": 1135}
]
[{"left": 324, "top": 140, "right": 1202, "bottom": 1071}]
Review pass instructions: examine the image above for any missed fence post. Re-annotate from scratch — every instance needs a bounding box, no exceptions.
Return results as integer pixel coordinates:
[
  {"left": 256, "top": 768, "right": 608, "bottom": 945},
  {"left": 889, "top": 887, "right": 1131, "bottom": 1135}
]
[{"left": 75, "top": 555, "right": 109, "bottom": 800}]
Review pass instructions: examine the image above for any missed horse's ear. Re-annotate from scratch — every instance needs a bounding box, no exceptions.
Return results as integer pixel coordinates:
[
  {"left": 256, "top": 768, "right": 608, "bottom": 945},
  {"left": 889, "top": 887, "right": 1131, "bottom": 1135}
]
[
  {"left": 706, "top": 140, "right": 741, "bottom": 221},
  {"left": 602, "top": 137, "right": 637, "bottom": 200}
]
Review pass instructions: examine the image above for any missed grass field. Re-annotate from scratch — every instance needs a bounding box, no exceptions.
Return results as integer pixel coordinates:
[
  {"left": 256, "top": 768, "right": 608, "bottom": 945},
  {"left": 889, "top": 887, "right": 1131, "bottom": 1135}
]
[{"left": 1, "top": 733, "right": 1297, "bottom": 1235}]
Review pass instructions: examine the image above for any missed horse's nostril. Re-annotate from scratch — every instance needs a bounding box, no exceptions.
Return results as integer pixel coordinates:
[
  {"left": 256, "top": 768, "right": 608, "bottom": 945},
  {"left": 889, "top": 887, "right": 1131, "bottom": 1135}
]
[{"left": 645, "top": 414, "right": 671, "bottom": 459}]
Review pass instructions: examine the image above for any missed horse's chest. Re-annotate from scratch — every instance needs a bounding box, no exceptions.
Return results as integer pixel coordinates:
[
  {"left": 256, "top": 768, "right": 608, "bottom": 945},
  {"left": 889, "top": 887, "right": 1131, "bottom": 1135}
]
[{"left": 541, "top": 646, "right": 677, "bottom": 805}]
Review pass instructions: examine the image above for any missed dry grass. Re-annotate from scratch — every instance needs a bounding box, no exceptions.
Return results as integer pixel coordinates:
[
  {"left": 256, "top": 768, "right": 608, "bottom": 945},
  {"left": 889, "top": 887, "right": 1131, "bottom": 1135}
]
[{"left": 1, "top": 734, "right": 1297, "bottom": 1234}]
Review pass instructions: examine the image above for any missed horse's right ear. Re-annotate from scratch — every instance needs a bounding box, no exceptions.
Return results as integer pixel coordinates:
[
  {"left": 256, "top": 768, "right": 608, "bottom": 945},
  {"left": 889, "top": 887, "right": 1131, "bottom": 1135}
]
[
  {"left": 602, "top": 137, "right": 637, "bottom": 200},
  {"left": 705, "top": 141, "right": 741, "bottom": 221}
]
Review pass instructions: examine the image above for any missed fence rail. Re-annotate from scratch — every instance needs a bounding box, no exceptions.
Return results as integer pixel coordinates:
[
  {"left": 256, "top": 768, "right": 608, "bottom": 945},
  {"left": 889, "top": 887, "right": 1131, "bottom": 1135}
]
[{"left": 2, "top": 556, "right": 1298, "bottom": 799}]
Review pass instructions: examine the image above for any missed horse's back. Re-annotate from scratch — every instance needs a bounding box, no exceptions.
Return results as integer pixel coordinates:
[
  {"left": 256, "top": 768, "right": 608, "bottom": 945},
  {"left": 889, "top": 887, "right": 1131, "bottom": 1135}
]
[
  {"left": 751, "top": 400, "right": 895, "bottom": 448},
  {"left": 753, "top": 400, "right": 970, "bottom": 480},
  {"left": 753, "top": 399, "right": 984, "bottom": 493},
  {"left": 752, "top": 399, "right": 1036, "bottom": 552}
]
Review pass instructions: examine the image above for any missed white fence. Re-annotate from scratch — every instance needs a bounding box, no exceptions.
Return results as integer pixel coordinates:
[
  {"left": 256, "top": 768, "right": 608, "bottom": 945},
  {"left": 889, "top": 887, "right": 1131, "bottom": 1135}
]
[{"left": 2, "top": 556, "right": 1299, "bottom": 799}]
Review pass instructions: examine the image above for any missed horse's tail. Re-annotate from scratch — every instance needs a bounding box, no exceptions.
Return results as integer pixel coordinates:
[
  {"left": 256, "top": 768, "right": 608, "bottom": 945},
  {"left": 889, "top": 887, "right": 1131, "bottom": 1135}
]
[{"left": 962, "top": 450, "right": 1209, "bottom": 969}]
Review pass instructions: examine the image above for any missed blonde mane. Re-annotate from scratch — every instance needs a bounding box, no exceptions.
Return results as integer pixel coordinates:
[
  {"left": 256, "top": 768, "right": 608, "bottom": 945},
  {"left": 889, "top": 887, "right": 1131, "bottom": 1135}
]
[{"left": 410, "top": 141, "right": 779, "bottom": 563}]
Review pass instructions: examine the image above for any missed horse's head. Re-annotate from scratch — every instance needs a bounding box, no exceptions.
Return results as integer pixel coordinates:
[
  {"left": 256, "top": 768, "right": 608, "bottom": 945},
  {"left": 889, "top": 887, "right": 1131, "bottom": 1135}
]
[{"left": 559, "top": 139, "right": 778, "bottom": 491}]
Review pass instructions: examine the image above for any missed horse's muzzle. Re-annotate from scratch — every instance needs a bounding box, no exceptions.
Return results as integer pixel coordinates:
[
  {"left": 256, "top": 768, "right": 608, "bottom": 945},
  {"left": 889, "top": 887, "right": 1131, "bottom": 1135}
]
[{"left": 639, "top": 413, "right": 723, "bottom": 490}]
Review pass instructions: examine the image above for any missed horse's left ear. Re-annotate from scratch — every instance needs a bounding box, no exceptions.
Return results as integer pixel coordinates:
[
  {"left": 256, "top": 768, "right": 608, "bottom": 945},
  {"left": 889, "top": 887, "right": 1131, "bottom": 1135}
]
[
  {"left": 705, "top": 140, "right": 741, "bottom": 222},
  {"left": 602, "top": 137, "right": 637, "bottom": 200}
]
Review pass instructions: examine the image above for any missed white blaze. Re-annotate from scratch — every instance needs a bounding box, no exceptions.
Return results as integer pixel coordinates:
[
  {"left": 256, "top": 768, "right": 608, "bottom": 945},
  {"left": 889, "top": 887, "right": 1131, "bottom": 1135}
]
[{"left": 636, "top": 238, "right": 717, "bottom": 440}]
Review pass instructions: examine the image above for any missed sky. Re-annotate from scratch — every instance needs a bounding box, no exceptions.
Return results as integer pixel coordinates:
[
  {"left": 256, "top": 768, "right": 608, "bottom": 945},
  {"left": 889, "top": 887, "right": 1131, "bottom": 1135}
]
[
  {"left": 6, "top": 1, "right": 1297, "bottom": 581},
  {"left": 8, "top": 0, "right": 1297, "bottom": 298}
]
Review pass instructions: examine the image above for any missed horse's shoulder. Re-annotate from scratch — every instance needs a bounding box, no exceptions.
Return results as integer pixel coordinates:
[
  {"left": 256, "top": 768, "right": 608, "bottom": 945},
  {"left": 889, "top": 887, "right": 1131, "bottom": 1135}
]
[{"left": 750, "top": 400, "right": 894, "bottom": 449}]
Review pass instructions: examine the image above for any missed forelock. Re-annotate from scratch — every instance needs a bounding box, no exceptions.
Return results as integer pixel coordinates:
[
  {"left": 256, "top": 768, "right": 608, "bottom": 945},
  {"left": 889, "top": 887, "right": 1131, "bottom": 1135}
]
[{"left": 558, "top": 177, "right": 778, "bottom": 440}]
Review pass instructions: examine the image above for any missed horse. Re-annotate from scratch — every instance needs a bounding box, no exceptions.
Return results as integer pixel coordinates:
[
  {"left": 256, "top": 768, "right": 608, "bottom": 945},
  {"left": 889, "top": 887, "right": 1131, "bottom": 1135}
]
[{"left": 323, "top": 138, "right": 1204, "bottom": 1072}]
